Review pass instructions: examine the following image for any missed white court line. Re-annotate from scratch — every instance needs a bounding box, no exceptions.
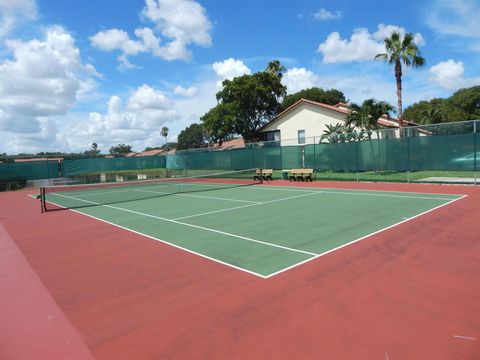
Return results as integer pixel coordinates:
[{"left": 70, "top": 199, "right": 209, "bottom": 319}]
[
  {"left": 42, "top": 189, "right": 467, "bottom": 279},
  {"left": 262, "top": 194, "right": 468, "bottom": 278},
  {"left": 41, "top": 198, "right": 268, "bottom": 278},
  {"left": 51, "top": 193, "right": 318, "bottom": 257},
  {"left": 454, "top": 335, "right": 476, "bottom": 340},
  {"left": 133, "top": 188, "right": 261, "bottom": 204},
  {"left": 243, "top": 183, "right": 465, "bottom": 197},
  {"left": 73, "top": 189, "right": 133, "bottom": 197},
  {"left": 240, "top": 186, "right": 461, "bottom": 201},
  {"left": 173, "top": 192, "right": 321, "bottom": 221}
]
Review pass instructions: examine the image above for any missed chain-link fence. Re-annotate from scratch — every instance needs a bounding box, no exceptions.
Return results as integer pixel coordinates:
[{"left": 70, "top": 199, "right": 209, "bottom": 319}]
[{"left": 1, "top": 120, "right": 479, "bottom": 189}]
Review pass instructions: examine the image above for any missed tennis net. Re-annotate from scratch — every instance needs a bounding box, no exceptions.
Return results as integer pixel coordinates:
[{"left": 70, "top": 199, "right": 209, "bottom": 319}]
[{"left": 40, "top": 168, "right": 262, "bottom": 212}]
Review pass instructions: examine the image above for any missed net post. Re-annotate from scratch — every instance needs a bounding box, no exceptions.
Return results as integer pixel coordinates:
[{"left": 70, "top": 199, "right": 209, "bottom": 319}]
[{"left": 40, "top": 187, "right": 46, "bottom": 213}]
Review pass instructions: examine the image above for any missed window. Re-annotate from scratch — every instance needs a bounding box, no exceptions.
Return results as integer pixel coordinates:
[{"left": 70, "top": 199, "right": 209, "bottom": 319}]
[
  {"left": 265, "top": 130, "right": 280, "bottom": 142},
  {"left": 298, "top": 130, "right": 305, "bottom": 144}
]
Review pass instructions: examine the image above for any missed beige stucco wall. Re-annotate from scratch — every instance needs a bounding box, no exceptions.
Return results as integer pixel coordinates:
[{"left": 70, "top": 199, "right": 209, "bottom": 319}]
[
  {"left": 260, "top": 102, "right": 409, "bottom": 145},
  {"left": 262, "top": 103, "right": 350, "bottom": 145}
]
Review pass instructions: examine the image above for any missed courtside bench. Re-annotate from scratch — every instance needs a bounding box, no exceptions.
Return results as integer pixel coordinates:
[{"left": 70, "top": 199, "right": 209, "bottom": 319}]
[
  {"left": 254, "top": 169, "right": 273, "bottom": 181},
  {"left": 288, "top": 169, "right": 313, "bottom": 182}
]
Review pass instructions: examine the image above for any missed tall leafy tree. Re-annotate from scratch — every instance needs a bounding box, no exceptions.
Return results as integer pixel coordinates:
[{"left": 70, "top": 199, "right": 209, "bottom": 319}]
[
  {"left": 280, "top": 87, "right": 346, "bottom": 112},
  {"left": 404, "top": 86, "right": 480, "bottom": 123},
  {"left": 177, "top": 123, "right": 208, "bottom": 150},
  {"left": 200, "top": 102, "right": 236, "bottom": 145},
  {"left": 202, "top": 60, "right": 287, "bottom": 142},
  {"left": 109, "top": 144, "right": 132, "bottom": 156},
  {"left": 375, "top": 32, "right": 425, "bottom": 128},
  {"left": 448, "top": 86, "right": 480, "bottom": 119},
  {"left": 420, "top": 107, "right": 445, "bottom": 124},
  {"left": 84, "top": 142, "right": 100, "bottom": 155}
]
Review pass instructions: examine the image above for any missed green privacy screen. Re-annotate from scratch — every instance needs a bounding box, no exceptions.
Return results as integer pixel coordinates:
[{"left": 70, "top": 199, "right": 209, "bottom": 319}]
[
  {"left": 306, "top": 139, "right": 410, "bottom": 171},
  {"left": 2, "top": 123, "right": 479, "bottom": 182},
  {"left": 0, "top": 160, "right": 59, "bottom": 181},
  {"left": 303, "top": 133, "right": 478, "bottom": 172},
  {"left": 62, "top": 156, "right": 167, "bottom": 176},
  {"left": 409, "top": 133, "right": 476, "bottom": 171},
  {"left": 181, "top": 146, "right": 282, "bottom": 170}
]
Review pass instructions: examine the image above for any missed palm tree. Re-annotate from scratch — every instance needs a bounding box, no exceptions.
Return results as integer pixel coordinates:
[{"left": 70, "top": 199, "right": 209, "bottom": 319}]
[
  {"left": 265, "top": 60, "right": 286, "bottom": 80},
  {"left": 161, "top": 126, "right": 169, "bottom": 149},
  {"left": 320, "top": 123, "right": 344, "bottom": 143},
  {"left": 346, "top": 99, "right": 393, "bottom": 138},
  {"left": 375, "top": 32, "right": 425, "bottom": 129}
]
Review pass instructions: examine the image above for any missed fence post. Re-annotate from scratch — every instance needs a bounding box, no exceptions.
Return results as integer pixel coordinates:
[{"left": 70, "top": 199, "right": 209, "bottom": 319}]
[
  {"left": 407, "top": 131, "right": 411, "bottom": 183},
  {"left": 301, "top": 146, "right": 305, "bottom": 168},
  {"left": 474, "top": 121, "right": 477, "bottom": 185},
  {"left": 279, "top": 143, "right": 283, "bottom": 172},
  {"left": 355, "top": 135, "right": 359, "bottom": 182},
  {"left": 184, "top": 154, "right": 188, "bottom": 177}
]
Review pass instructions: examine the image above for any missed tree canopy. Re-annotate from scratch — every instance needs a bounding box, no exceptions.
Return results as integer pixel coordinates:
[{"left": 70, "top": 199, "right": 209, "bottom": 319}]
[
  {"left": 84, "top": 142, "right": 101, "bottom": 156},
  {"left": 177, "top": 123, "right": 208, "bottom": 150},
  {"left": 279, "top": 87, "right": 346, "bottom": 112},
  {"left": 404, "top": 86, "right": 480, "bottom": 124},
  {"left": 201, "top": 60, "right": 287, "bottom": 143},
  {"left": 109, "top": 144, "right": 132, "bottom": 156}
]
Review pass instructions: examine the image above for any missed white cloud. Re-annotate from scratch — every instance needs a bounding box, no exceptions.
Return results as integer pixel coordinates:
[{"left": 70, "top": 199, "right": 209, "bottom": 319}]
[
  {"left": 212, "top": 58, "right": 251, "bottom": 80},
  {"left": 174, "top": 85, "right": 198, "bottom": 97},
  {"left": 427, "top": 0, "right": 480, "bottom": 38},
  {"left": 282, "top": 68, "right": 320, "bottom": 94},
  {"left": 426, "top": 0, "right": 480, "bottom": 51},
  {"left": 0, "top": 117, "right": 58, "bottom": 154},
  {"left": 61, "top": 84, "right": 181, "bottom": 151},
  {"left": 143, "top": 0, "right": 212, "bottom": 56},
  {"left": 90, "top": 28, "right": 146, "bottom": 69},
  {"left": 90, "top": 0, "right": 213, "bottom": 67},
  {"left": 429, "top": 59, "right": 480, "bottom": 90},
  {"left": 313, "top": 8, "right": 342, "bottom": 21},
  {"left": 212, "top": 58, "right": 251, "bottom": 87},
  {"left": 0, "top": 0, "right": 37, "bottom": 37},
  {"left": 90, "top": 28, "right": 144, "bottom": 54},
  {"left": 317, "top": 24, "right": 425, "bottom": 64},
  {"left": 0, "top": 26, "right": 98, "bottom": 137},
  {"left": 373, "top": 24, "right": 425, "bottom": 46},
  {"left": 128, "top": 84, "right": 171, "bottom": 110}
]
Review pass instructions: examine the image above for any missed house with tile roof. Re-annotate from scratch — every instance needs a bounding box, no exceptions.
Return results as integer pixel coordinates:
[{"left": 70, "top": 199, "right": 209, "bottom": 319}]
[{"left": 258, "top": 99, "right": 418, "bottom": 146}]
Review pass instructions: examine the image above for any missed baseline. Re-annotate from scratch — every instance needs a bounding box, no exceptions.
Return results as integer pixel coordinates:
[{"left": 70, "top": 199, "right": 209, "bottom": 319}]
[{"left": 262, "top": 194, "right": 467, "bottom": 278}]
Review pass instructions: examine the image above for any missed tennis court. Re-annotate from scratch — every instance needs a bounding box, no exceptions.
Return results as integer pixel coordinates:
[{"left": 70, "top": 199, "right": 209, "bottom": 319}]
[
  {"left": 40, "top": 170, "right": 464, "bottom": 278},
  {"left": 2, "top": 178, "right": 479, "bottom": 359}
]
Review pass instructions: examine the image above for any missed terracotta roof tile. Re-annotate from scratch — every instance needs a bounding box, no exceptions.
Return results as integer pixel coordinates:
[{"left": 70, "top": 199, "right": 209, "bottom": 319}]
[{"left": 212, "top": 138, "right": 245, "bottom": 150}]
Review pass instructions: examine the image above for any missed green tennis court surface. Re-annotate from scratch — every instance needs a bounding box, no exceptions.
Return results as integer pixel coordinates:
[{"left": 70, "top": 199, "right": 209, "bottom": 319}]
[{"left": 43, "top": 182, "right": 464, "bottom": 278}]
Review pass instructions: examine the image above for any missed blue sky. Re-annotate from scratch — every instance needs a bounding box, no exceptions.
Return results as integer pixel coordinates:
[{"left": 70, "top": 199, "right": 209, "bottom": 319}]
[{"left": 0, "top": 0, "right": 479, "bottom": 154}]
